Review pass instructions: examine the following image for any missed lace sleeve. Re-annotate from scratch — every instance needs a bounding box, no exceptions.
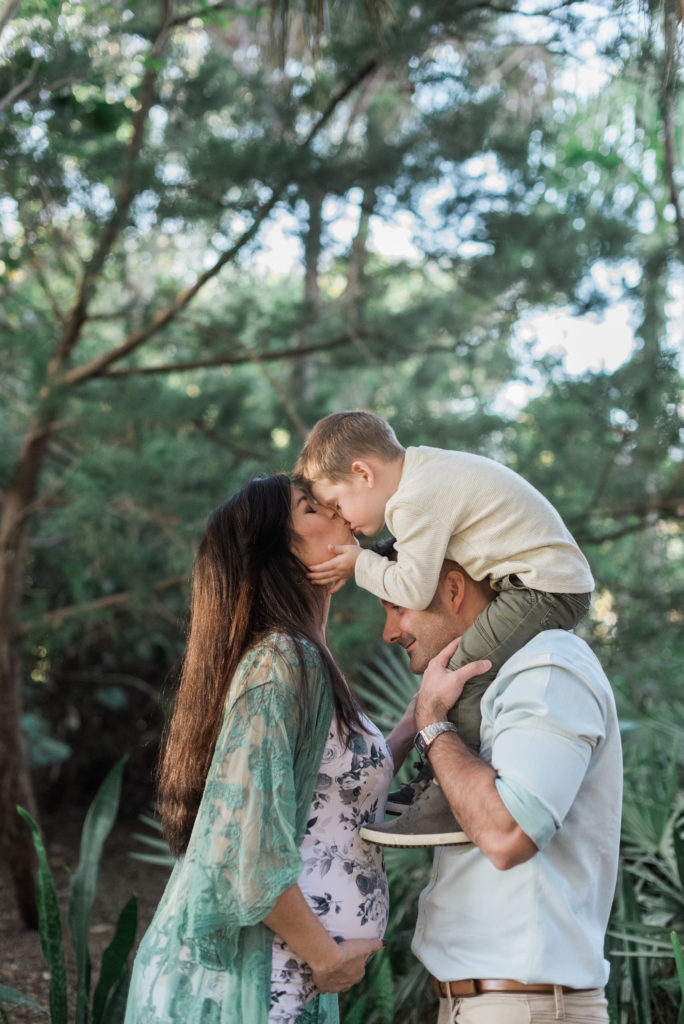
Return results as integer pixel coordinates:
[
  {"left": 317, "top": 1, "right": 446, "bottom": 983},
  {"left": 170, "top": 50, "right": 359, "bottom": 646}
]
[{"left": 182, "top": 637, "right": 332, "bottom": 968}]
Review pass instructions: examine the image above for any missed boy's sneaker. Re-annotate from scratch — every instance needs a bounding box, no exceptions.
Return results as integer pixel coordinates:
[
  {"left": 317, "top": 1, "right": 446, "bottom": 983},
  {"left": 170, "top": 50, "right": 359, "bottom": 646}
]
[
  {"left": 360, "top": 782, "right": 472, "bottom": 848},
  {"left": 385, "top": 760, "right": 434, "bottom": 815}
]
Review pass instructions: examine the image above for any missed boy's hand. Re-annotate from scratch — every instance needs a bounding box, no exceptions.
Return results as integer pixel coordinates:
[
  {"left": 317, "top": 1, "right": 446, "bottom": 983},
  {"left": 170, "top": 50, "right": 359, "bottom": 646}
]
[{"left": 307, "top": 545, "right": 361, "bottom": 593}]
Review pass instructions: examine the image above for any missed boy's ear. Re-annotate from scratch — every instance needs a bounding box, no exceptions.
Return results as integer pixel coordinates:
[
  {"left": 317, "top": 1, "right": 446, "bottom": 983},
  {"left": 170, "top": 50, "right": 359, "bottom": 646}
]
[{"left": 350, "top": 459, "right": 375, "bottom": 486}]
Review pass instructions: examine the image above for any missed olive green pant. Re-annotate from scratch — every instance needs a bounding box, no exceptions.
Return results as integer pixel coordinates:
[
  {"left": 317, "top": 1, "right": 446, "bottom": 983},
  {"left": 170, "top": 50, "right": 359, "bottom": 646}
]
[{"left": 446, "top": 576, "right": 592, "bottom": 754}]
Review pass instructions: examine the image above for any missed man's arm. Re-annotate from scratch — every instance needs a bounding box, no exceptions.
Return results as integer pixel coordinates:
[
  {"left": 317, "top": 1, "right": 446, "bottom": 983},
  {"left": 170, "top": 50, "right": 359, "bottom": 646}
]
[{"left": 415, "top": 640, "right": 538, "bottom": 871}]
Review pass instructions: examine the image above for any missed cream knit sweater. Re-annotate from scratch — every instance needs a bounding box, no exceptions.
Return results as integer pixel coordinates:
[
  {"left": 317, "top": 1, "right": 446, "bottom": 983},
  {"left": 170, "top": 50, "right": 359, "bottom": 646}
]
[{"left": 355, "top": 446, "right": 594, "bottom": 611}]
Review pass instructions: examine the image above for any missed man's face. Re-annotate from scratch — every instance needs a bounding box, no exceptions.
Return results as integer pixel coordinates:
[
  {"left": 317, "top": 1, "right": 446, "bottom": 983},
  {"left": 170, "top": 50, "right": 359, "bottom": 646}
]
[{"left": 380, "top": 585, "right": 461, "bottom": 674}]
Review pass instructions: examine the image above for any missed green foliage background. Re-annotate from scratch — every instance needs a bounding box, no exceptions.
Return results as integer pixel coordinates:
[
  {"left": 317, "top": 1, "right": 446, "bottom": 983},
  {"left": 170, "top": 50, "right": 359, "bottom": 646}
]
[{"left": 1, "top": 0, "right": 683, "bottom": 1020}]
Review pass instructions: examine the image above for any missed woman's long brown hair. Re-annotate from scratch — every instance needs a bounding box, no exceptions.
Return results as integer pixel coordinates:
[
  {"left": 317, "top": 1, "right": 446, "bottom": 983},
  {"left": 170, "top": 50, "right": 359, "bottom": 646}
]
[{"left": 158, "top": 474, "right": 363, "bottom": 856}]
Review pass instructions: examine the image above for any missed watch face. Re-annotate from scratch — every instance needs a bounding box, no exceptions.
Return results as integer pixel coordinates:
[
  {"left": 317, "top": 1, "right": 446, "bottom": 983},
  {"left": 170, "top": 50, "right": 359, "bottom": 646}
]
[
  {"left": 413, "top": 722, "right": 456, "bottom": 758},
  {"left": 413, "top": 730, "right": 430, "bottom": 757}
]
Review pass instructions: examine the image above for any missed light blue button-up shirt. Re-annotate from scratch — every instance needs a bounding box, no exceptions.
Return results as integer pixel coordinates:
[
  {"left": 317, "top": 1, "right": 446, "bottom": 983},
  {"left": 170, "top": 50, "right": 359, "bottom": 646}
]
[{"left": 412, "top": 631, "right": 622, "bottom": 988}]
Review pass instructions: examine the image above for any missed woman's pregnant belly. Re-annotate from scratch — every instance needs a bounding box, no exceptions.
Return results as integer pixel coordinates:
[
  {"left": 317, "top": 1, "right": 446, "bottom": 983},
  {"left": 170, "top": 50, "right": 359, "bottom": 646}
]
[{"left": 269, "top": 717, "right": 393, "bottom": 1021}]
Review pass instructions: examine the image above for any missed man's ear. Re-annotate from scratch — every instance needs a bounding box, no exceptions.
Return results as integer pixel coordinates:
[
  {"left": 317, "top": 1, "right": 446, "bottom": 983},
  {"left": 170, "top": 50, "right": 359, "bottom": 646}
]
[
  {"left": 350, "top": 459, "right": 375, "bottom": 487},
  {"left": 442, "top": 569, "right": 467, "bottom": 612}
]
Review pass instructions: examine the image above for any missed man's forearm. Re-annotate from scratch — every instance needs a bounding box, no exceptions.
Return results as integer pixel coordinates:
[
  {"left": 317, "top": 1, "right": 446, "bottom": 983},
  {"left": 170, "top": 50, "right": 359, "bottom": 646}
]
[
  {"left": 425, "top": 731, "right": 537, "bottom": 870},
  {"left": 414, "top": 647, "right": 538, "bottom": 870}
]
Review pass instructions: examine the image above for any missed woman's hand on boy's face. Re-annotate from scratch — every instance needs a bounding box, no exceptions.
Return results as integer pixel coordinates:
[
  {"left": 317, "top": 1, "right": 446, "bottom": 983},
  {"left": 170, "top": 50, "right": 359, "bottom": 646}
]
[{"left": 307, "top": 544, "right": 361, "bottom": 591}]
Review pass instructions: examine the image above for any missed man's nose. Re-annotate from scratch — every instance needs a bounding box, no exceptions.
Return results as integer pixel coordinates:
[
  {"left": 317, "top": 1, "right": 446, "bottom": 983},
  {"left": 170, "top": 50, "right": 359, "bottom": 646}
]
[{"left": 382, "top": 613, "right": 401, "bottom": 645}]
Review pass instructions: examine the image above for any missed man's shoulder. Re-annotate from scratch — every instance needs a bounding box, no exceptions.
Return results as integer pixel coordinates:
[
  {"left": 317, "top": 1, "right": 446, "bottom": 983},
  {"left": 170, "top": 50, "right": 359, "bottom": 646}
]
[
  {"left": 497, "top": 629, "right": 609, "bottom": 691},
  {"left": 483, "top": 630, "right": 618, "bottom": 745},
  {"left": 507, "top": 626, "right": 597, "bottom": 659}
]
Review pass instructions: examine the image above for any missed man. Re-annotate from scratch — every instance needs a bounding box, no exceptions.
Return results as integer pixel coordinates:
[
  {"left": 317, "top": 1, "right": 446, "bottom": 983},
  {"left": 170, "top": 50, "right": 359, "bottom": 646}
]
[{"left": 360, "top": 551, "right": 622, "bottom": 1023}]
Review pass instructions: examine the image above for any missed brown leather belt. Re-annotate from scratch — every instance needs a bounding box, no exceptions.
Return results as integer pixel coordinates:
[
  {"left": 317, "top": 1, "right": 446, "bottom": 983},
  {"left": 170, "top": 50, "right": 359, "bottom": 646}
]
[{"left": 431, "top": 977, "right": 592, "bottom": 998}]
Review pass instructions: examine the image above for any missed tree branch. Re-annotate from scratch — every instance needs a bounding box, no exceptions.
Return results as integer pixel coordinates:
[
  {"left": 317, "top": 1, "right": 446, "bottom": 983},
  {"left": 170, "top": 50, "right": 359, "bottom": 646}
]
[
  {"left": 55, "top": 0, "right": 175, "bottom": 364},
  {"left": 0, "top": 57, "right": 40, "bottom": 113},
  {"left": 29, "top": 251, "right": 66, "bottom": 327},
  {"left": 99, "top": 329, "right": 384, "bottom": 377},
  {"left": 659, "top": 0, "right": 684, "bottom": 259},
  {"left": 0, "top": 0, "right": 21, "bottom": 41},
  {"left": 63, "top": 197, "right": 280, "bottom": 385},
  {"left": 63, "top": 57, "right": 380, "bottom": 386},
  {"left": 170, "top": 1, "right": 251, "bottom": 27},
  {"left": 0, "top": 72, "right": 79, "bottom": 113},
  {"left": 18, "top": 575, "right": 188, "bottom": 634}
]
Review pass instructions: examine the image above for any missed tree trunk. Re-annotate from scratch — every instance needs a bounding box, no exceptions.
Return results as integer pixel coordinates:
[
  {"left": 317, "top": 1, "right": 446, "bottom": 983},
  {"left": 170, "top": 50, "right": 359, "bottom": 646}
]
[
  {"left": 344, "top": 190, "right": 372, "bottom": 322},
  {"left": 0, "top": 418, "right": 54, "bottom": 928},
  {"left": 297, "top": 190, "right": 324, "bottom": 405}
]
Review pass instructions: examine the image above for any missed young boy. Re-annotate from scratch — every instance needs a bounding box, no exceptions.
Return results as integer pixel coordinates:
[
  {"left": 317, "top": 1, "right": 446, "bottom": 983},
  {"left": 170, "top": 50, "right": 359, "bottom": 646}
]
[{"left": 293, "top": 410, "right": 594, "bottom": 848}]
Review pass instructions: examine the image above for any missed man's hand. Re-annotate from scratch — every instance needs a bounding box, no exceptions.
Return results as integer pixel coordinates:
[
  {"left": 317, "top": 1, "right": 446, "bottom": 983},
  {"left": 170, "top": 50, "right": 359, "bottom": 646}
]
[
  {"left": 416, "top": 637, "right": 491, "bottom": 729},
  {"left": 311, "top": 938, "right": 384, "bottom": 993},
  {"left": 307, "top": 544, "right": 362, "bottom": 593}
]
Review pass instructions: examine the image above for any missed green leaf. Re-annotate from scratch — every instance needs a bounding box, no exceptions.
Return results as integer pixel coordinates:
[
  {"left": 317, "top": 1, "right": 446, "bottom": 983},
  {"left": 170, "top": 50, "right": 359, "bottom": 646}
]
[
  {"left": 370, "top": 949, "right": 395, "bottom": 1024},
  {"left": 671, "top": 932, "right": 684, "bottom": 1023},
  {"left": 16, "top": 808, "right": 68, "bottom": 1024},
  {"left": 68, "top": 757, "right": 127, "bottom": 1024},
  {"left": 674, "top": 825, "right": 684, "bottom": 890},
  {"left": 0, "top": 984, "right": 48, "bottom": 1014},
  {"left": 340, "top": 992, "right": 367, "bottom": 1024},
  {"left": 92, "top": 896, "right": 138, "bottom": 1024},
  {"left": 100, "top": 971, "right": 132, "bottom": 1024}
]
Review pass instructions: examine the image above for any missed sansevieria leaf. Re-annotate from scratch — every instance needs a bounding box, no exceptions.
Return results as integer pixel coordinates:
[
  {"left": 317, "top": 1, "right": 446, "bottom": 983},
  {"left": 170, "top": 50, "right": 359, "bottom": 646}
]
[
  {"left": 92, "top": 896, "right": 138, "bottom": 1024},
  {"left": 68, "top": 757, "right": 127, "bottom": 1024},
  {"left": 16, "top": 808, "right": 68, "bottom": 1024},
  {"left": 0, "top": 983, "right": 48, "bottom": 1015}
]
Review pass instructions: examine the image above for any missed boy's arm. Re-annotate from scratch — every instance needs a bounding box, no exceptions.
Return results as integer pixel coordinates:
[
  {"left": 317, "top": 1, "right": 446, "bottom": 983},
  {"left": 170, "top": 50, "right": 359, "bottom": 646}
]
[
  {"left": 355, "top": 504, "right": 455, "bottom": 609},
  {"left": 307, "top": 503, "right": 456, "bottom": 605}
]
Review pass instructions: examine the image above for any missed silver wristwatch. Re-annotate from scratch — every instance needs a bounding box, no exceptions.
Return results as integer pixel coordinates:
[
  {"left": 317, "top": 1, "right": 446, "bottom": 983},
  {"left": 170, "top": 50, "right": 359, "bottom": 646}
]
[{"left": 413, "top": 721, "right": 459, "bottom": 758}]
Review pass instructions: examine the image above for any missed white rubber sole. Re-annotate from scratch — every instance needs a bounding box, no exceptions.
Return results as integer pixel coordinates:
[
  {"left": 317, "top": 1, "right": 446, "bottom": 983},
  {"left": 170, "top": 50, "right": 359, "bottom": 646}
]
[{"left": 359, "top": 825, "right": 473, "bottom": 848}]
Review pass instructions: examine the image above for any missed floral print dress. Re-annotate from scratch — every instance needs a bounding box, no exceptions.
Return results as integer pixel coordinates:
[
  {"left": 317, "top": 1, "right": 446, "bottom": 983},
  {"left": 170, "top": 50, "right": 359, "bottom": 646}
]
[{"left": 269, "top": 715, "right": 394, "bottom": 1023}]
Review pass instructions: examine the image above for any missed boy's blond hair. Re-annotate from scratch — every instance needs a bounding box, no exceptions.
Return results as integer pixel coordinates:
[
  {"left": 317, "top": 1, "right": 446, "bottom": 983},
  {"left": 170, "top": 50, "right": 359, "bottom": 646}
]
[{"left": 294, "top": 411, "right": 405, "bottom": 483}]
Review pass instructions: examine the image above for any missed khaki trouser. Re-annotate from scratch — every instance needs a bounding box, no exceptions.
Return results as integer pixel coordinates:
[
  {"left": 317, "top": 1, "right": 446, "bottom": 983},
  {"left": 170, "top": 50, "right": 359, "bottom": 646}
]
[
  {"left": 446, "top": 577, "right": 592, "bottom": 754},
  {"left": 436, "top": 987, "right": 609, "bottom": 1023}
]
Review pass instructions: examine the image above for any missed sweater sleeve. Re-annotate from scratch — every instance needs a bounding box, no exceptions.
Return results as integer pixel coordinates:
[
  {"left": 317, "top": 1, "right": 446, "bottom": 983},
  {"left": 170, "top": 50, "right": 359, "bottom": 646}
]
[{"left": 355, "top": 503, "right": 455, "bottom": 609}]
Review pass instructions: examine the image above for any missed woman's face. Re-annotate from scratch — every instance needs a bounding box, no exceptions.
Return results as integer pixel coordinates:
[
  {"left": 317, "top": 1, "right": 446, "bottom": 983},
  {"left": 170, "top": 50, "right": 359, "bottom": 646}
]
[{"left": 290, "top": 487, "right": 356, "bottom": 567}]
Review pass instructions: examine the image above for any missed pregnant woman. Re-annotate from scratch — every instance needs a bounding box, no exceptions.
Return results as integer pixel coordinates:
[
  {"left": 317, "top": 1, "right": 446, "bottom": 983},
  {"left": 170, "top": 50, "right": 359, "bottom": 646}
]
[{"left": 124, "top": 475, "right": 417, "bottom": 1024}]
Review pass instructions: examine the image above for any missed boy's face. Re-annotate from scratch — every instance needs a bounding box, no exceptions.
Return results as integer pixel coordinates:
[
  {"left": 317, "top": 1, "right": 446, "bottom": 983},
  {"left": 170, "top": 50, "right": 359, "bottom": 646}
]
[{"left": 312, "top": 474, "right": 386, "bottom": 537}]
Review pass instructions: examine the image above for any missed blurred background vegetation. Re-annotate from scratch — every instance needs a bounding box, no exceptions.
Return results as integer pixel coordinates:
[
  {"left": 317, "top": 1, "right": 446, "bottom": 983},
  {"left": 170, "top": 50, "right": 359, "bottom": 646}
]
[{"left": 0, "top": 0, "right": 683, "bottom": 1019}]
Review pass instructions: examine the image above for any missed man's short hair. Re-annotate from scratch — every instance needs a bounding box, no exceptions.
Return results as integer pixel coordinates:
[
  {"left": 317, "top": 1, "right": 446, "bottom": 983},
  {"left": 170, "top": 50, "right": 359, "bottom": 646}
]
[{"left": 293, "top": 411, "right": 405, "bottom": 484}]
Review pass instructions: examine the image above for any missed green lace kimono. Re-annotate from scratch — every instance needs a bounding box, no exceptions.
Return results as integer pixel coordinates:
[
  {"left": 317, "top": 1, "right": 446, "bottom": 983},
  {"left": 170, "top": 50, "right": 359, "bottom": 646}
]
[{"left": 124, "top": 633, "right": 338, "bottom": 1024}]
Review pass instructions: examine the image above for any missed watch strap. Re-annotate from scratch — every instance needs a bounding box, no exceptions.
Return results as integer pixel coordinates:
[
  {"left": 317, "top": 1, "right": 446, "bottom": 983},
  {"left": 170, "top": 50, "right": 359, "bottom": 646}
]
[{"left": 414, "top": 721, "right": 459, "bottom": 757}]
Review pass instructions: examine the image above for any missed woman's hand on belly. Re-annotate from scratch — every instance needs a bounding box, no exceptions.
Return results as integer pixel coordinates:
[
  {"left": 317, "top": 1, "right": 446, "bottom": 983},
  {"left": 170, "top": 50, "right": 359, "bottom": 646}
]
[
  {"left": 263, "top": 883, "right": 381, "bottom": 994},
  {"left": 311, "top": 937, "right": 384, "bottom": 994}
]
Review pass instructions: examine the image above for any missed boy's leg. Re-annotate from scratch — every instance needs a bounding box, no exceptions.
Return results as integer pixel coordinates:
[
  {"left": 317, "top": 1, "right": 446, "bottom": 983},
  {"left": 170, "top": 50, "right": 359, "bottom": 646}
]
[
  {"left": 447, "top": 580, "right": 591, "bottom": 751},
  {"left": 359, "top": 583, "right": 591, "bottom": 848}
]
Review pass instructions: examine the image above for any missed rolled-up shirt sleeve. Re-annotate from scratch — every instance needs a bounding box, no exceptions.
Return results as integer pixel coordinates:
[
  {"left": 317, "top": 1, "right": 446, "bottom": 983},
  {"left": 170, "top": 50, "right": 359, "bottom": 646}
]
[
  {"left": 495, "top": 776, "right": 557, "bottom": 849},
  {"left": 485, "top": 649, "right": 606, "bottom": 845}
]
